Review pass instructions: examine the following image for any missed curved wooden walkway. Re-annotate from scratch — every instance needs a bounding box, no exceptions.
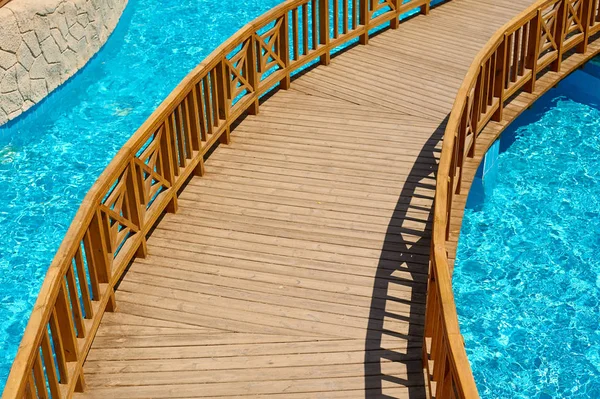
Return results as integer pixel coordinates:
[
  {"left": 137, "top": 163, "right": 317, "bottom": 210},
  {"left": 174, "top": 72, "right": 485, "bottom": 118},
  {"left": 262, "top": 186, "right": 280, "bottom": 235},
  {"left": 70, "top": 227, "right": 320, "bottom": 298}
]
[{"left": 78, "top": 0, "right": 534, "bottom": 397}]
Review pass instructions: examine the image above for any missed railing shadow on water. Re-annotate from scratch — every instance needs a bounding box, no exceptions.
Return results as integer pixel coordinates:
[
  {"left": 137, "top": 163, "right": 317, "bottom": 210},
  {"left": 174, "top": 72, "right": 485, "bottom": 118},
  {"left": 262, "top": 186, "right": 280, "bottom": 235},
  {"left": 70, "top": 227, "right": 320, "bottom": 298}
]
[{"left": 363, "top": 118, "right": 446, "bottom": 399}]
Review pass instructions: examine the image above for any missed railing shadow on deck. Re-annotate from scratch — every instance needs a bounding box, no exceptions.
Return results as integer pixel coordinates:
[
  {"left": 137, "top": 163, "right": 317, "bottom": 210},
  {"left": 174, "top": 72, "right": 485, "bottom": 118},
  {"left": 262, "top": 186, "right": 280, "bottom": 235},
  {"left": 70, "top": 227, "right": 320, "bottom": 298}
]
[
  {"left": 1, "top": 0, "right": 440, "bottom": 398},
  {"left": 364, "top": 118, "right": 445, "bottom": 399}
]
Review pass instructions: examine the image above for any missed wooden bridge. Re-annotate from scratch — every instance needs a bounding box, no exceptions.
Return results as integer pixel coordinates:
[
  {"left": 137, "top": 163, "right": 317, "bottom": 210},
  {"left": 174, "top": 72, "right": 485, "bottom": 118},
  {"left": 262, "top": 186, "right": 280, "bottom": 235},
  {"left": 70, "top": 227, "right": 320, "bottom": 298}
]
[{"left": 4, "top": 0, "right": 600, "bottom": 398}]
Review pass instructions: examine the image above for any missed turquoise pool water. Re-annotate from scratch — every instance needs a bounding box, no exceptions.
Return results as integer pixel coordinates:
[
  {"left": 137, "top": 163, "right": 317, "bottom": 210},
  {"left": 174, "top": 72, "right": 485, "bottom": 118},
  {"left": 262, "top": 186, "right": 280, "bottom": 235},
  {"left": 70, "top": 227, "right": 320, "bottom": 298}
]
[
  {"left": 0, "top": 0, "right": 296, "bottom": 388},
  {"left": 454, "top": 59, "right": 600, "bottom": 398},
  {"left": 0, "top": 0, "right": 439, "bottom": 390}
]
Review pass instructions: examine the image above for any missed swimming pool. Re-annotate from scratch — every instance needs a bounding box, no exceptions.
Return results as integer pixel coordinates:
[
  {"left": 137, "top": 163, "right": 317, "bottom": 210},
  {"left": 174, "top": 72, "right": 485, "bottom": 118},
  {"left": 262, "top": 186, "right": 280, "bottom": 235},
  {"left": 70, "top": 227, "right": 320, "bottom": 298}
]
[
  {"left": 0, "top": 0, "right": 443, "bottom": 391},
  {"left": 454, "top": 59, "right": 600, "bottom": 398},
  {"left": 0, "top": 0, "right": 297, "bottom": 388}
]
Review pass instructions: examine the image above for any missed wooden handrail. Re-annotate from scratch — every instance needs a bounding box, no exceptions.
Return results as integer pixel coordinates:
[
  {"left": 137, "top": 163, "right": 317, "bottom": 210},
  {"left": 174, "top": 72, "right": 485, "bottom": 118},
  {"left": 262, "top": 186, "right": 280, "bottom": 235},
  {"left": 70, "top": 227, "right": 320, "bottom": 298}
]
[
  {"left": 1, "top": 0, "right": 434, "bottom": 398},
  {"left": 0, "top": 0, "right": 13, "bottom": 7},
  {"left": 425, "top": 0, "right": 600, "bottom": 397}
]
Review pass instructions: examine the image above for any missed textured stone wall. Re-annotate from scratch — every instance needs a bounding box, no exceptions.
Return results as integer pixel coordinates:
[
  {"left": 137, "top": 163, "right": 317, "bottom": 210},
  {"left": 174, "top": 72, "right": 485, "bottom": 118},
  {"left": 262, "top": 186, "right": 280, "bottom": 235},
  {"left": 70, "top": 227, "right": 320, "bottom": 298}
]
[{"left": 0, "top": 0, "right": 127, "bottom": 125}]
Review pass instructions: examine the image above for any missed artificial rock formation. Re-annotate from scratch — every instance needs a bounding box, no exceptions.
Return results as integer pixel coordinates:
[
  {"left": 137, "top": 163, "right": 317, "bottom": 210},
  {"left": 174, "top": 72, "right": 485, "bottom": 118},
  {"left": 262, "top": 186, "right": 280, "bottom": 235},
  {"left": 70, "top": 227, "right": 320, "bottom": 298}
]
[{"left": 0, "top": 0, "right": 127, "bottom": 125}]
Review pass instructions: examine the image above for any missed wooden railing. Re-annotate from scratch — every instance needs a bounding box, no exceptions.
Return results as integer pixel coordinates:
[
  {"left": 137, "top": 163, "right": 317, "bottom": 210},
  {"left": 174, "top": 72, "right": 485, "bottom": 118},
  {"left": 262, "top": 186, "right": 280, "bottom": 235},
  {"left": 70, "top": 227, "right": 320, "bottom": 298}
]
[
  {"left": 425, "top": 0, "right": 600, "bottom": 397},
  {"left": 1, "top": 0, "right": 435, "bottom": 398},
  {"left": 0, "top": 0, "right": 12, "bottom": 7}
]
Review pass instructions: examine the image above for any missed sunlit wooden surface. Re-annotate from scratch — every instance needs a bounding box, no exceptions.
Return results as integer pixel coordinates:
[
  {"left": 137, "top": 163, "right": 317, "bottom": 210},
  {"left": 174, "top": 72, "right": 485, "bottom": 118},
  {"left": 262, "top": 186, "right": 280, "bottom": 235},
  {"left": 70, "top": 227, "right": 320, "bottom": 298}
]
[{"left": 76, "top": 0, "right": 535, "bottom": 397}]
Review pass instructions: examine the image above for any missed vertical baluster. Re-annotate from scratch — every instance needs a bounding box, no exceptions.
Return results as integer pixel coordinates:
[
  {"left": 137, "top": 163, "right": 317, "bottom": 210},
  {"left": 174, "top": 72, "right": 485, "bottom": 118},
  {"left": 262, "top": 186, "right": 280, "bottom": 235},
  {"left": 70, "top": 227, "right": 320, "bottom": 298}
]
[
  {"left": 512, "top": 30, "right": 521, "bottom": 82},
  {"left": 279, "top": 13, "right": 291, "bottom": 89},
  {"left": 440, "top": 365, "right": 454, "bottom": 398},
  {"left": 87, "top": 210, "right": 111, "bottom": 288},
  {"left": 210, "top": 69, "right": 222, "bottom": 130},
  {"left": 455, "top": 116, "right": 466, "bottom": 194},
  {"left": 74, "top": 246, "right": 93, "bottom": 319},
  {"left": 49, "top": 309, "right": 68, "bottom": 384},
  {"left": 292, "top": 7, "right": 299, "bottom": 60},
  {"left": 352, "top": 0, "right": 357, "bottom": 30},
  {"left": 551, "top": 0, "right": 567, "bottom": 72},
  {"left": 165, "top": 113, "right": 180, "bottom": 178},
  {"left": 181, "top": 98, "right": 195, "bottom": 159},
  {"left": 202, "top": 78, "right": 214, "bottom": 136},
  {"left": 319, "top": 0, "right": 331, "bottom": 64},
  {"left": 519, "top": 23, "right": 528, "bottom": 76},
  {"left": 391, "top": 0, "right": 400, "bottom": 29},
  {"left": 185, "top": 90, "right": 201, "bottom": 152},
  {"left": 125, "top": 158, "right": 146, "bottom": 260},
  {"left": 65, "top": 265, "right": 86, "bottom": 338},
  {"left": 333, "top": 0, "right": 339, "bottom": 38},
  {"left": 433, "top": 342, "right": 448, "bottom": 391},
  {"left": 343, "top": 0, "right": 349, "bottom": 34},
  {"left": 173, "top": 107, "right": 186, "bottom": 167},
  {"left": 302, "top": 3, "right": 309, "bottom": 55},
  {"left": 25, "top": 374, "right": 36, "bottom": 399},
  {"left": 215, "top": 61, "right": 231, "bottom": 144},
  {"left": 525, "top": 10, "right": 542, "bottom": 92},
  {"left": 158, "top": 121, "right": 178, "bottom": 213},
  {"left": 483, "top": 59, "right": 491, "bottom": 113},
  {"left": 55, "top": 280, "right": 79, "bottom": 362},
  {"left": 467, "top": 90, "right": 478, "bottom": 158},
  {"left": 446, "top": 176, "right": 453, "bottom": 240},
  {"left": 41, "top": 329, "right": 60, "bottom": 399},
  {"left": 505, "top": 33, "right": 513, "bottom": 89},
  {"left": 493, "top": 37, "right": 507, "bottom": 122},
  {"left": 194, "top": 83, "right": 208, "bottom": 140},
  {"left": 489, "top": 54, "right": 496, "bottom": 107},
  {"left": 311, "top": 0, "right": 318, "bottom": 50},
  {"left": 32, "top": 353, "right": 48, "bottom": 399},
  {"left": 430, "top": 311, "right": 442, "bottom": 362},
  {"left": 247, "top": 35, "right": 260, "bottom": 115},
  {"left": 186, "top": 88, "right": 204, "bottom": 175},
  {"left": 82, "top": 231, "right": 101, "bottom": 301},
  {"left": 359, "top": 0, "right": 369, "bottom": 44},
  {"left": 577, "top": 0, "right": 592, "bottom": 52}
]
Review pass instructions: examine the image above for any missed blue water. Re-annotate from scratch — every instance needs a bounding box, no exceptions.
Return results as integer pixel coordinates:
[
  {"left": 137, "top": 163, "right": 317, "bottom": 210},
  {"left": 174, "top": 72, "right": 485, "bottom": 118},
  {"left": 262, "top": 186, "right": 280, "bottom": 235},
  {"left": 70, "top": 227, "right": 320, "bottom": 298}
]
[
  {"left": 0, "top": 0, "right": 440, "bottom": 390},
  {"left": 0, "top": 0, "right": 299, "bottom": 388},
  {"left": 454, "top": 59, "right": 600, "bottom": 399}
]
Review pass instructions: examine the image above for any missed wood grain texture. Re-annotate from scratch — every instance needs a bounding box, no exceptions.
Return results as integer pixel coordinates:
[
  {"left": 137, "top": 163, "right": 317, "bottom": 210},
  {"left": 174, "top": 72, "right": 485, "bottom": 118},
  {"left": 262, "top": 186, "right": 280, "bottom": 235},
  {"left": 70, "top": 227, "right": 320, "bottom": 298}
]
[{"left": 75, "top": 0, "right": 537, "bottom": 397}]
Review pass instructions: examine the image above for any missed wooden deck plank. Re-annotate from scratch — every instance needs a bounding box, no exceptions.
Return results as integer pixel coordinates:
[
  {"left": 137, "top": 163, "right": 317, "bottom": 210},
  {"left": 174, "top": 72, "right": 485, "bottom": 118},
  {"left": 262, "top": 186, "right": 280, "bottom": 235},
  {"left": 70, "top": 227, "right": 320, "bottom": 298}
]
[{"left": 79, "top": 0, "right": 537, "bottom": 397}]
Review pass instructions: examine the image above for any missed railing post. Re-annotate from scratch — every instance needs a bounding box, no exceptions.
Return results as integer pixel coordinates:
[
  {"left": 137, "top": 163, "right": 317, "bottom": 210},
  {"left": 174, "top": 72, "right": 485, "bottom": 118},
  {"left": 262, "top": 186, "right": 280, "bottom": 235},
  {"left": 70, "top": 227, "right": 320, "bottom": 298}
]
[
  {"left": 468, "top": 73, "right": 482, "bottom": 158},
  {"left": 124, "top": 159, "right": 147, "bottom": 258},
  {"left": 359, "top": 0, "right": 370, "bottom": 44},
  {"left": 551, "top": 0, "right": 567, "bottom": 72},
  {"left": 319, "top": 0, "right": 331, "bottom": 64},
  {"left": 159, "top": 121, "right": 179, "bottom": 213},
  {"left": 279, "top": 12, "right": 292, "bottom": 87},
  {"left": 247, "top": 35, "right": 260, "bottom": 115},
  {"left": 525, "top": 10, "right": 542, "bottom": 93},
  {"left": 88, "top": 210, "right": 112, "bottom": 284},
  {"left": 391, "top": 0, "right": 400, "bottom": 29},
  {"left": 421, "top": 0, "right": 430, "bottom": 15},
  {"left": 577, "top": 0, "right": 593, "bottom": 53},
  {"left": 215, "top": 61, "right": 231, "bottom": 145},
  {"left": 493, "top": 38, "right": 507, "bottom": 122}
]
